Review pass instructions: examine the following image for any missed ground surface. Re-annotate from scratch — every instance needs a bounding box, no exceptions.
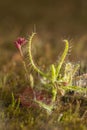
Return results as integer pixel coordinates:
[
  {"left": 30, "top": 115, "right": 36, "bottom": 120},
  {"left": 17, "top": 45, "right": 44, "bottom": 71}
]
[{"left": 0, "top": 37, "right": 87, "bottom": 130}]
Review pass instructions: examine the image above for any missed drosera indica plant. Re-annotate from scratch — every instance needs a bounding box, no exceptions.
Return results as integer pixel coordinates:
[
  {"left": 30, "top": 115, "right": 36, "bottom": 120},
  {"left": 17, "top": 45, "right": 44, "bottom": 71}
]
[{"left": 14, "top": 32, "right": 87, "bottom": 113}]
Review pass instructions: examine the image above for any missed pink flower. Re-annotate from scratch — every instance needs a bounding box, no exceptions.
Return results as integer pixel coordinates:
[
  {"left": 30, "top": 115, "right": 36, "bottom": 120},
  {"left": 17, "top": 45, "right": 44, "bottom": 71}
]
[
  {"left": 14, "top": 37, "right": 27, "bottom": 49},
  {"left": 14, "top": 37, "right": 27, "bottom": 56}
]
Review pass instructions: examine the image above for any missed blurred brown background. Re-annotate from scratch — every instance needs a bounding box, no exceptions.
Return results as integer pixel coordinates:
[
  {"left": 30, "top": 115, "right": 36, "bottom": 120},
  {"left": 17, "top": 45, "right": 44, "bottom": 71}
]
[
  {"left": 0, "top": 0, "right": 87, "bottom": 39},
  {"left": 0, "top": 0, "right": 87, "bottom": 68}
]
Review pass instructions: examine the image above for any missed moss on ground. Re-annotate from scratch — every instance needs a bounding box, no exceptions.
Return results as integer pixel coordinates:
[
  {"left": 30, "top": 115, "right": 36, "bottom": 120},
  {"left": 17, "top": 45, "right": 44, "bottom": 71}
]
[{"left": 0, "top": 41, "right": 87, "bottom": 130}]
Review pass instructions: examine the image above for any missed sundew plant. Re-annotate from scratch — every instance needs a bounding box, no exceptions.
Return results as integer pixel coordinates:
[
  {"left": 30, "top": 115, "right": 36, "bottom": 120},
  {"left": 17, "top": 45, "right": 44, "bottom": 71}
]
[{"left": 14, "top": 33, "right": 87, "bottom": 113}]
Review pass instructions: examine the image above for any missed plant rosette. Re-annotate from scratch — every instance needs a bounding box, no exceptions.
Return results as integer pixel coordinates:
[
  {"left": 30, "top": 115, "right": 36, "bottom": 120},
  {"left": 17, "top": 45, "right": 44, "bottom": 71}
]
[{"left": 19, "top": 87, "right": 52, "bottom": 108}]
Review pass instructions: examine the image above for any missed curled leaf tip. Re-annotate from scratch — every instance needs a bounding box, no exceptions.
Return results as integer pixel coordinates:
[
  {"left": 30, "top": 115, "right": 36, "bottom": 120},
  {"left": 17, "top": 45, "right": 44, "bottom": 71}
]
[{"left": 63, "top": 39, "right": 68, "bottom": 43}]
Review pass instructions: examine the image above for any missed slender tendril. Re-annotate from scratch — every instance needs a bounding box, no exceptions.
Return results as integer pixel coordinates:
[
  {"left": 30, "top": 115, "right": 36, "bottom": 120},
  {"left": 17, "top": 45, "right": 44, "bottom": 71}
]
[
  {"left": 19, "top": 47, "right": 29, "bottom": 80},
  {"left": 28, "top": 33, "right": 47, "bottom": 77},
  {"left": 56, "top": 40, "right": 69, "bottom": 78}
]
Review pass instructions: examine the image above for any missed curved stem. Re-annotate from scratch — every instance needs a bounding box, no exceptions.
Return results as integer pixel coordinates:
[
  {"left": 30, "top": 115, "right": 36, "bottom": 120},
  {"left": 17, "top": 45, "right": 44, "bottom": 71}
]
[
  {"left": 56, "top": 40, "right": 69, "bottom": 78},
  {"left": 19, "top": 46, "right": 29, "bottom": 80},
  {"left": 28, "top": 33, "right": 46, "bottom": 77}
]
